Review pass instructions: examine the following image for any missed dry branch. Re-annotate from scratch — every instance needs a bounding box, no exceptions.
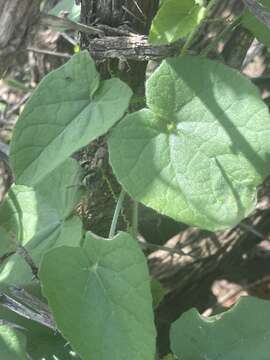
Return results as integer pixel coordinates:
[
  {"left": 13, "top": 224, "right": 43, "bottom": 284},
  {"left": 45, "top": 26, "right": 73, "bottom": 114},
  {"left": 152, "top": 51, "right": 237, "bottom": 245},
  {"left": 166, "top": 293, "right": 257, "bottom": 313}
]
[
  {"left": 0, "top": 0, "right": 40, "bottom": 74},
  {"left": 88, "top": 35, "right": 181, "bottom": 61}
]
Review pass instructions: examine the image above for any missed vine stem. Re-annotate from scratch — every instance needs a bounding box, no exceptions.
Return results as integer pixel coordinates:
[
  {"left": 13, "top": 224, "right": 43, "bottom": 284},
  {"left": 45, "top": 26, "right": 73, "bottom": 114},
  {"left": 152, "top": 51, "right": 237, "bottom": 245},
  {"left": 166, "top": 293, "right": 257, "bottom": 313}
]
[
  {"left": 141, "top": 241, "right": 196, "bottom": 259},
  {"left": 9, "top": 188, "right": 39, "bottom": 279},
  {"left": 180, "top": 0, "right": 219, "bottom": 55},
  {"left": 201, "top": 15, "right": 242, "bottom": 56},
  {"left": 131, "top": 200, "right": 138, "bottom": 238},
  {"left": 109, "top": 189, "right": 126, "bottom": 238}
]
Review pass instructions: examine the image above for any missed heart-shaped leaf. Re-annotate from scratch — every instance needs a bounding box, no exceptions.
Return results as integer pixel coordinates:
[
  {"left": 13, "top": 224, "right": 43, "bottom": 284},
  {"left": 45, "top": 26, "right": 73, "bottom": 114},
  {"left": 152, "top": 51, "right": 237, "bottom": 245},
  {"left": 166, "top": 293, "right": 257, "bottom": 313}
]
[
  {"left": 10, "top": 51, "right": 132, "bottom": 186},
  {"left": 108, "top": 56, "right": 270, "bottom": 231},
  {"left": 149, "top": 0, "right": 205, "bottom": 44},
  {"left": 0, "top": 158, "right": 83, "bottom": 285},
  {"left": 39, "top": 231, "right": 156, "bottom": 360},
  {"left": 170, "top": 296, "right": 270, "bottom": 359}
]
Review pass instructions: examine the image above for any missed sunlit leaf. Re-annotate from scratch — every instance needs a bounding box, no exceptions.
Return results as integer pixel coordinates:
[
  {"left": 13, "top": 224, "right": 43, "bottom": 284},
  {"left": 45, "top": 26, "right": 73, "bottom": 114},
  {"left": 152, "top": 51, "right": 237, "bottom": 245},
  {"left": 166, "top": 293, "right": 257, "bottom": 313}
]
[
  {"left": 40, "top": 231, "right": 156, "bottom": 360},
  {"left": 109, "top": 56, "right": 270, "bottom": 231},
  {"left": 170, "top": 296, "right": 270, "bottom": 359},
  {"left": 0, "top": 159, "right": 83, "bottom": 285},
  {"left": 149, "top": 0, "right": 205, "bottom": 44},
  {"left": 10, "top": 51, "right": 132, "bottom": 185}
]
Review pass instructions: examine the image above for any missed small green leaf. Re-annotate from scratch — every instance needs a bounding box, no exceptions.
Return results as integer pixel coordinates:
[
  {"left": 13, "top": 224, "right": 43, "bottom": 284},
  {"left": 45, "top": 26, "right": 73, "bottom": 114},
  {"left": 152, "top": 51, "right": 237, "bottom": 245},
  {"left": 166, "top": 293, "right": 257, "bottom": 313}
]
[
  {"left": 49, "top": 0, "right": 81, "bottom": 23},
  {"left": 170, "top": 296, "right": 270, "bottom": 359},
  {"left": 0, "top": 158, "right": 83, "bottom": 285},
  {"left": 242, "top": 0, "right": 270, "bottom": 48},
  {"left": 39, "top": 231, "right": 156, "bottom": 360},
  {"left": 149, "top": 0, "right": 205, "bottom": 44},
  {"left": 0, "top": 325, "right": 28, "bottom": 359},
  {"left": 151, "top": 279, "right": 165, "bottom": 308},
  {"left": 10, "top": 51, "right": 132, "bottom": 186},
  {"left": 108, "top": 56, "right": 270, "bottom": 231},
  {"left": 0, "top": 296, "right": 77, "bottom": 360}
]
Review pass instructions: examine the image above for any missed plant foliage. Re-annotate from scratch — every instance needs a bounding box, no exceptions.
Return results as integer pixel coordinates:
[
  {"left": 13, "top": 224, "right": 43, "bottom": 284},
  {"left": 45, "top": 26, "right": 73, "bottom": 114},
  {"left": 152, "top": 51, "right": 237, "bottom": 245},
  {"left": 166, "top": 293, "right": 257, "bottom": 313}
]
[
  {"left": 109, "top": 55, "right": 270, "bottom": 231},
  {"left": 149, "top": 0, "right": 205, "bottom": 44},
  {"left": 171, "top": 297, "right": 270, "bottom": 359},
  {"left": 10, "top": 51, "right": 132, "bottom": 185},
  {"left": 1, "top": 1, "right": 270, "bottom": 359},
  {"left": 39, "top": 232, "right": 156, "bottom": 360}
]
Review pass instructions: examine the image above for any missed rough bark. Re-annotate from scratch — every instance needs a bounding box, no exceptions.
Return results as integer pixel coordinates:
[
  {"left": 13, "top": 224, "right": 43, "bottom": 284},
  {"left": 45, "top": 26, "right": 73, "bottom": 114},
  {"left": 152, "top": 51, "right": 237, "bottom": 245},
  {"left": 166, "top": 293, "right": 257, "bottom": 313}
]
[
  {"left": 0, "top": 0, "right": 40, "bottom": 75},
  {"left": 79, "top": 0, "right": 165, "bottom": 62},
  {"left": 88, "top": 35, "right": 181, "bottom": 61},
  {"left": 80, "top": 0, "right": 161, "bottom": 237}
]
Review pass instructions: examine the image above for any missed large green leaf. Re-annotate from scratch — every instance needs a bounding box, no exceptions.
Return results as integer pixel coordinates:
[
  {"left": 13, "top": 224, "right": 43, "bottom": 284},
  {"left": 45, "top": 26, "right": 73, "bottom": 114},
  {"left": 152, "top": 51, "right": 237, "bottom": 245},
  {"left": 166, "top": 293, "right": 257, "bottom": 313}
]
[
  {"left": 0, "top": 325, "right": 28, "bottom": 359},
  {"left": 39, "top": 231, "right": 156, "bottom": 360},
  {"left": 10, "top": 51, "right": 132, "bottom": 186},
  {"left": 170, "top": 296, "right": 270, "bottom": 359},
  {"left": 149, "top": 0, "right": 205, "bottom": 44},
  {"left": 108, "top": 56, "right": 270, "bottom": 231},
  {"left": 242, "top": 0, "right": 270, "bottom": 48},
  {"left": 0, "top": 158, "right": 83, "bottom": 285}
]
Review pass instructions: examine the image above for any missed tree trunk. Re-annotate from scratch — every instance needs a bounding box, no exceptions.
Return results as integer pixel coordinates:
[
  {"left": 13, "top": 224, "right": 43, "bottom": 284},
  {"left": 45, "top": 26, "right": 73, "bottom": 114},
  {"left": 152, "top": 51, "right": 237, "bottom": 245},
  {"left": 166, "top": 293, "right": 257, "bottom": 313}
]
[
  {"left": 0, "top": 0, "right": 40, "bottom": 75},
  {"left": 79, "top": 0, "right": 160, "bottom": 236}
]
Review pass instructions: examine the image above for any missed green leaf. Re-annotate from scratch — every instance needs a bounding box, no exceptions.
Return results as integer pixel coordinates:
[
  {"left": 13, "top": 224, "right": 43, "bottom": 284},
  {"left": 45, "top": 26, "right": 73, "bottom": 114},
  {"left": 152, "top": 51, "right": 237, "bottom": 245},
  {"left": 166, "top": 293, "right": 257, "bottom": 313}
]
[
  {"left": 162, "top": 355, "right": 177, "bottom": 360},
  {"left": 39, "top": 231, "right": 156, "bottom": 360},
  {"left": 0, "top": 325, "right": 28, "bottom": 359},
  {"left": 108, "top": 56, "right": 270, "bottom": 231},
  {"left": 49, "top": 0, "right": 81, "bottom": 23},
  {"left": 170, "top": 296, "right": 270, "bottom": 359},
  {"left": 0, "top": 292, "right": 77, "bottom": 360},
  {"left": 151, "top": 279, "right": 165, "bottom": 308},
  {"left": 10, "top": 51, "right": 132, "bottom": 186},
  {"left": 149, "top": 0, "right": 205, "bottom": 44},
  {"left": 242, "top": 0, "right": 270, "bottom": 48},
  {"left": 0, "top": 158, "right": 83, "bottom": 285},
  {"left": 0, "top": 227, "right": 15, "bottom": 258}
]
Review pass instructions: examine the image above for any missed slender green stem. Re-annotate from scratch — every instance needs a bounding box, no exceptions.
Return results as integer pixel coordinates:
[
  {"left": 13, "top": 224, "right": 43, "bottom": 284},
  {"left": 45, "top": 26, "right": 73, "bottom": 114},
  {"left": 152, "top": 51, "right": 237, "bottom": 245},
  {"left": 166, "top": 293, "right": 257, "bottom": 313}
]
[
  {"left": 180, "top": 0, "right": 219, "bottom": 56},
  {"left": 131, "top": 200, "right": 138, "bottom": 238},
  {"left": 201, "top": 16, "right": 242, "bottom": 56},
  {"left": 9, "top": 188, "right": 23, "bottom": 244},
  {"left": 109, "top": 189, "right": 126, "bottom": 238},
  {"left": 9, "top": 188, "right": 39, "bottom": 278},
  {"left": 180, "top": 27, "right": 198, "bottom": 56}
]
